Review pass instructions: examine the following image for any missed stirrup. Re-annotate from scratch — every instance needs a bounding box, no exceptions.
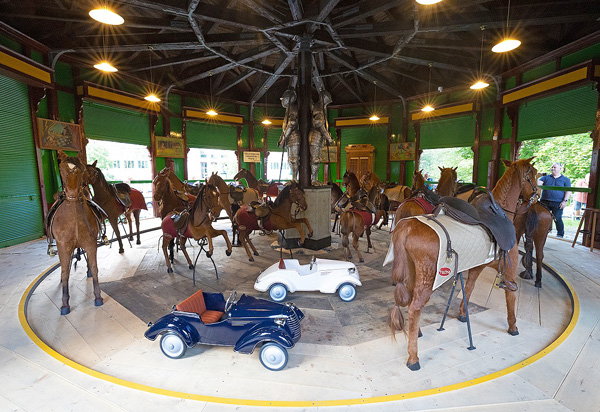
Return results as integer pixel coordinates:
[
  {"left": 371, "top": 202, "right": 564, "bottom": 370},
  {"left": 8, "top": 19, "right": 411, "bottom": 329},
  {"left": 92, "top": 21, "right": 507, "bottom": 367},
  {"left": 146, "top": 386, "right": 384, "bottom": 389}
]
[
  {"left": 47, "top": 244, "right": 56, "bottom": 257},
  {"left": 498, "top": 279, "right": 518, "bottom": 292}
]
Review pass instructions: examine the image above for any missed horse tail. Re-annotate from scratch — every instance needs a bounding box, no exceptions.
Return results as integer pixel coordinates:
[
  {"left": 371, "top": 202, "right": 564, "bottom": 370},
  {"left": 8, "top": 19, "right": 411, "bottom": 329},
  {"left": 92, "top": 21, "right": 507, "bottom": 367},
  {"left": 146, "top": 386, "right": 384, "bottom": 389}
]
[
  {"left": 340, "top": 212, "right": 352, "bottom": 247},
  {"left": 388, "top": 223, "right": 412, "bottom": 338}
]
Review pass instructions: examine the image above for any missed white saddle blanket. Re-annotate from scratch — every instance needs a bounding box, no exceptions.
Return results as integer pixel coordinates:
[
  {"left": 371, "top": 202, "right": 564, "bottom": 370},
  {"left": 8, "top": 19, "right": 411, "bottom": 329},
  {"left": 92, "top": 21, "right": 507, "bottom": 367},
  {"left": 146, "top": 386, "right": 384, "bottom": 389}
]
[{"left": 384, "top": 211, "right": 496, "bottom": 290}]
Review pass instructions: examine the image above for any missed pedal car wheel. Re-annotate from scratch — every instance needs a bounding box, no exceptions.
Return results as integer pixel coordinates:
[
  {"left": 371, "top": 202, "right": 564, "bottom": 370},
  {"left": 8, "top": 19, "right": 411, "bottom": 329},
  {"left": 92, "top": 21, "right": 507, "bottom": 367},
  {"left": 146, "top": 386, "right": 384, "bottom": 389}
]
[
  {"left": 338, "top": 283, "right": 357, "bottom": 302},
  {"left": 160, "top": 332, "right": 187, "bottom": 359},
  {"left": 259, "top": 342, "right": 288, "bottom": 371},
  {"left": 269, "top": 283, "right": 287, "bottom": 302}
]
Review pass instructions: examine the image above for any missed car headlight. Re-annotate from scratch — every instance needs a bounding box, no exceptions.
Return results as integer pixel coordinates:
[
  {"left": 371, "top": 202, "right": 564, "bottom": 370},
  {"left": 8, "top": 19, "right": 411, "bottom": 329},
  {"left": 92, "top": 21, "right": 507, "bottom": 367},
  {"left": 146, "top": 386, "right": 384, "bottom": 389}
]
[{"left": 275, "top": 317, "right": 286, "bottom": 326}]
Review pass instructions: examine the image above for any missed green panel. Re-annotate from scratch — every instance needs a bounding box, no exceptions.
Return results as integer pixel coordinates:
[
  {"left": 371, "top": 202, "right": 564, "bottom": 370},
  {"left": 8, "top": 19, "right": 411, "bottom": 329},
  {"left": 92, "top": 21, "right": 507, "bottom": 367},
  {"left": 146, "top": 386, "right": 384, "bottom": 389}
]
[
  {"left": 517, "top": 85, "right": 597, "bottom": 141},
  {"left": 522, "top": 62, "right": 555, "bottom": 84},
  {"left": 155, "top": 157, "right": 166, "bottom": 172},
  {"left": 561, "top": 42, "right": 600, "bottom": 69},
  {"left": 406, "top": 161, "right": 415, "bottom": 186},
  {"left": 83, "top": 101, "right": 150, "bottom": 145},
  {"left": 41, "top": 149, "right": 59, "bottom": 204},
  {"left": 55, "top": 61, "right": 74, "bottom": 88},
  {"left": 30, "top": 50, "right": 43, "bottom": 64},
  {"left": 155, "top": 115, "right": 163, "bottom": 136},
  {"left": 171, "top": 117, "right": 182, "bottom": 134},
  {"left": 390, "top": 162, "right": 400, "bottom": 182},
  {"left": 186, "top": 120, "right": 237, "bottom": 150},
  {"left": 505, "top": 76, "right": 517, "bottom": 90},
  {"left": 502, "top": 110, "right": 512, "bottom": 139},
  {"left": 267, "top": 128, "right": 283, "bottom": 153},
  {"left": 0, "top": 74, "right": 44, "bottom": 247},
  {"left": 172, "top": 158, "right": 184, "bottom": 180},
  {"left": 478, "top": 145, "right": 492, "bottom": 186},
  {"left": 340, "top": 126, "right": 388, "bottom": 180},
  {"left": 420, "top": 115, "right": 476, "bottom": 149},
  {"left": 36, "top": 97, "right": 48, "bottom": 119},
  {"left": 57, "top": 91, "right": 76, "bottom": 123},
  {"left": 341, "top": 107, "right": 369, "bottom": 117},
  {"left": 0, "top": 34, "right": 23, "bottom": 52},
  {"left": 480, "top": 107, "right": 495, "bottom": 141},
  {"left": 169, "top": 93, "right": 182, "bottom": 114},
  {"left": 500, "top": 144, "right": 511, "bottom": 173}
]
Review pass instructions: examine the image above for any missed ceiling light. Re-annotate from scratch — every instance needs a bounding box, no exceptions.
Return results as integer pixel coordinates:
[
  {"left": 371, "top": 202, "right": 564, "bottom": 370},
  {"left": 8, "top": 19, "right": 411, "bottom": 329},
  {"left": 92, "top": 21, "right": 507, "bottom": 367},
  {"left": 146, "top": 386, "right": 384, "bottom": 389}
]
[
  {"left": 89, "top": 8, "right": 124, "bottom": 25},
  {"left": 369, "top": 115, "right": 380, "bottom": 121},
  {"left": 470, "top": 81, "right": 490, "bottom": 90},
  {"left": 492, "top": 39, "right": 521, "bottom": 53},
  {"left": 415, "top": 0, "right": 443, "bottom": 4},
  {"left": 94, "top": 62, "right": 118, "bottom": 72},
  {"left": 262, "top": 119, "right": 272, "bottom": 125},
  {"left": 421, "top": 105, "right": 435, "bottom": 112},
  {"left": 206, "top": 109, "right": 218, "bottom": 116},
  {"left": 145, "top": 94, "right": 160, "bottom": 103}
]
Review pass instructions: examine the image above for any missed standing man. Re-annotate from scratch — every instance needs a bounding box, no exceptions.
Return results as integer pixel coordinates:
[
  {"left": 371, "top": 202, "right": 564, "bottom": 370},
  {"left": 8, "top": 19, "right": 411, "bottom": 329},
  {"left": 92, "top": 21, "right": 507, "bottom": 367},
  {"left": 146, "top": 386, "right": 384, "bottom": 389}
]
[{"left": 537, "top": 162, "right": 571, "bottom": 238}]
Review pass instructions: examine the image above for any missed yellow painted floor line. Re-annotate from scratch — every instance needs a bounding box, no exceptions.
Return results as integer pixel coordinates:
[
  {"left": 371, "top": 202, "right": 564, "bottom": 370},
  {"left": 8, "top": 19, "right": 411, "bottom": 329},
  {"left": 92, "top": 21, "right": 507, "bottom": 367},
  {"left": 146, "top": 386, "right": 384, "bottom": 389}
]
[{"left": 19, "top": 261, "right": 578, "bottom": 408}]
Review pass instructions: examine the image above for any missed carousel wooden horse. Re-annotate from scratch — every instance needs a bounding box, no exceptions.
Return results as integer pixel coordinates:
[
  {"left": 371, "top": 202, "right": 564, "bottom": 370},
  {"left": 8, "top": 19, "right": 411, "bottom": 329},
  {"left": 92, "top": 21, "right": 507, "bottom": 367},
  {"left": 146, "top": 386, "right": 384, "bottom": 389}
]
[
  {"left": 339, "top": 194, "right": 385, "bottom": 262},
  {"left": 152, "top": 167, "right": 195, "bottom": 220},
  {"left": 360, "top": 170, "right": 381, "bottom": 193},
  {"left": 46, "top": 151, "right": 105, "bottom": 315},
  {"left": 160, "top": 183, "right": 232, "bottom": 273},
  {"left": 386, "top": 157, "right": 537, "bottom": 370},
  {"left": 85, "top": 162, "right": 147, "bottom": 248},
  {"left": 394, "top": 168, "right": 456, "bottom": 220},
  {"left": 330, "top": 181, "right": 344, "bottom": 233},
  {"left": 233, "top": 168, "right": 279, "bottom": 199},
  {"left": 234, "top": 182, "right": 314, "bottom": 261},
  {"left": 342, "top": 170, "right": 361, "bottom": 199}
]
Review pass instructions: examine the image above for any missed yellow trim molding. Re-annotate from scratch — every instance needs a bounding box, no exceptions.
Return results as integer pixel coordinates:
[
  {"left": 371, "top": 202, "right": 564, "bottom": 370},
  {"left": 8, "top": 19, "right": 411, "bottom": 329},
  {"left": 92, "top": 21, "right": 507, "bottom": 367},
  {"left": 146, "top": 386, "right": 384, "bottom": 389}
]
[
  {"left": 185, "top": 108, "right": 244, "bottom": 125},
  {"left": 0, "top": 49, "right": 52, "bottom": 85},
  {"left": 411, "top": 103, "right": 474, "bottom": 121},
  {"left": 86, "top": 85, "right": 159, "bottom": 112},
  {"left": 503, "top": 67, "right": 588, "bottom": 105},
  {"left": 335, "top": 116, "right": 389, "bottom": 127}
]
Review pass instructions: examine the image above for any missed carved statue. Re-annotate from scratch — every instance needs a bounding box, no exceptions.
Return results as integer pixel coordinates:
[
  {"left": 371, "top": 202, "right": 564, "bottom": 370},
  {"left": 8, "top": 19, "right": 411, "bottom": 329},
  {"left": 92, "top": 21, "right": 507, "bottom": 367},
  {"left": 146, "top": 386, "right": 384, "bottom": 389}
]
[
  {"left": 309, "top": 90, "right": 335, "bottom": 185},
  {"left": 278, "top": 88, "right": 300, "bottom": 181}
]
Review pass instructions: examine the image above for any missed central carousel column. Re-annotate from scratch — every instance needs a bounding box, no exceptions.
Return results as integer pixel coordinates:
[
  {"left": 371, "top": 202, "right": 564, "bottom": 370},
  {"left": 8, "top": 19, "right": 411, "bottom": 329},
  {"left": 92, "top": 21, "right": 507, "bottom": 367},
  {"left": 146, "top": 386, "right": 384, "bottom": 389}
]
[{"left": 280, "top": 36, "right": 332, "bottom": 250}]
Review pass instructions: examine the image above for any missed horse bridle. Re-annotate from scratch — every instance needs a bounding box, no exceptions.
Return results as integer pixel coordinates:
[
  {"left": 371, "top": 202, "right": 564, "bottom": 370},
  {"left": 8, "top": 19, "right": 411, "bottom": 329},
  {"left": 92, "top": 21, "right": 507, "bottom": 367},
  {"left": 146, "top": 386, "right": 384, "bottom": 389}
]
[{"left": 62, "top": 162, "right": 86, "bottom": 202}]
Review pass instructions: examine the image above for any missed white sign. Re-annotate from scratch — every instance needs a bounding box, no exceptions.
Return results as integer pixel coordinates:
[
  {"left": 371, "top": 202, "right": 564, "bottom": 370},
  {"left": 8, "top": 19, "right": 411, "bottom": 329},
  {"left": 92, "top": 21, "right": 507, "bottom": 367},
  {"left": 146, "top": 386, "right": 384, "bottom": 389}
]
[{"left": 243, "top": 151, "right": 261, "bottom": 163}]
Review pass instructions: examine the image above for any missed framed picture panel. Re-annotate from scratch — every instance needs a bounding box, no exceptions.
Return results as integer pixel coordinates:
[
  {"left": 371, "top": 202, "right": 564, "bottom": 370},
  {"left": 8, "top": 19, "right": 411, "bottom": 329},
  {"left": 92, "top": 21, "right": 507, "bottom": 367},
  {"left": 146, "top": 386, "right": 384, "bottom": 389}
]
[
  {"left": 156, "top": 135, "right": 185, "bottom": 158},
  {"left": 390, "top": 142, "right": 416, "bottom": 161},
  {"left": 37, "top": 118, "right": 82, "bottom": 151}
]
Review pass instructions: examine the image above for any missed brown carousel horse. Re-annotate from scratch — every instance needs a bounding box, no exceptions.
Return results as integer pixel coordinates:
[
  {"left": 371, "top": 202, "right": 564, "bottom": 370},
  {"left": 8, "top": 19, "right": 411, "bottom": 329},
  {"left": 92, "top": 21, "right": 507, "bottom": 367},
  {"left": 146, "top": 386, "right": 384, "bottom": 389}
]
[
  {"left": 435, "top": 166, "right": 458, "bottom": 197},
  {"left": 360, "top": 170, "right": 381, "bottom": 193},
  {"left": 47, "top": 151, "right": 105, "bottom": 315},
  {"left": 330, "top": 181, "right": 344, "bottom": 233},
  {"left": 233, "top": 168, "right": 279, "bottom": 199},
  {"left": 387, "top": 157, "right": 537, "bottom": 370},
  {"left": 153, "top": 167, "right": 195, "bottom": 220},
  {"left": 382, "top": 183, "right": 412, "bottom": 211},
  {"left": 393, "top": 169, "right": 439, "bottom": 220},
  {"left": 514, "top": 200, "right": 552, "bottom": 288},
  {"left": 342, "top": 170, "right": 361, "bottom": 199},
  {"left": 208, "top": 172, "right": 260, "bottom": 245},
  {"left": 85, "top": 162, "right": 148, "bottom": 252},
  {"left": 160, "top": 183, "right": 232, "bottom": 273},
  {"left": 234, "top": 181, "right": 314, "bottom": 261}
]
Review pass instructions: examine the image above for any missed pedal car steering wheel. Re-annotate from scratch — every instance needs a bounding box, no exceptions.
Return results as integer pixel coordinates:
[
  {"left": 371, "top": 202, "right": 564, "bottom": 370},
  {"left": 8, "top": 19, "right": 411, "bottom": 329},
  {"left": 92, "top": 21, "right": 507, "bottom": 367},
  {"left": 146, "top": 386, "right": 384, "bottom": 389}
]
[
  {"left": 225, "top": 290, "right": 237, "bottom": 312},
  {"left": 309, "top": 255, "right": 316, "bottom": 270}
]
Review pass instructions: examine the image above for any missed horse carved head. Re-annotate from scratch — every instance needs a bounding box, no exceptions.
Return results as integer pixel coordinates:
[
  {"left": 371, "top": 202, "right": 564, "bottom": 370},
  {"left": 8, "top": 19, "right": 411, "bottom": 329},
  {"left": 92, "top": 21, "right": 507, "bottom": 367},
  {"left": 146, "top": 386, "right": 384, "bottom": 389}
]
[
  {"left": 58, "top": 150, "right": 85, "bottom": 200},
  {"left": 502, "top": 157, "right": 537, "bottom": 202},
  {"left": 288, "top": 182, "right": 308, "bottom": 211},
  {"left": 411, "top": 169, "right": 425, "bottom": 191}
]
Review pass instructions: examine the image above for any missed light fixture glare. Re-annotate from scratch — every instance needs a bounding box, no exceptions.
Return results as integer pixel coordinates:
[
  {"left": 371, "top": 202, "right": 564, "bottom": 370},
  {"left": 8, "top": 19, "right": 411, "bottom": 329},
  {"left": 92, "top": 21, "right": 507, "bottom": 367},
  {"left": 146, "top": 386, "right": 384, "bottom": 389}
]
[
  {"left": 421, "top": 105, "right": 435, "bottom": 112},
  {"left": 94, "top": 62, "right": 118, "bottom": 72},
  {"left": 415, "top": 0, "right": 443, "bottom": 4},
  {"left": 262, "top": 119, "right": 272, "bottom": 125},
  {"left": 470, "top": 81, "right": 490, "bottom": 90},
  {"left": 144, "top": 94, "right": 161, "bottom": 102},
  {"left": 89, "top": 8, "right": 124, "bottom": 25},
  {"left": 492, "top": 38, "right": 521, "bottom": 53},
  {"left": 369, "top": 115, "right": 380, "bottom": 121},
  {"left": 206, "top": 109, "right": 218, "bottom": 116}
]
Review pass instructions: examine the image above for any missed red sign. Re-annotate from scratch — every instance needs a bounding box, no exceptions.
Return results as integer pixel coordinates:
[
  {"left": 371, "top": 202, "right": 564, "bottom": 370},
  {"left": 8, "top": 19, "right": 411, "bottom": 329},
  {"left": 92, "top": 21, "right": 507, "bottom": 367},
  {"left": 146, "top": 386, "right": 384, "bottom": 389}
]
[{"left": 439, "top": 267, "right": 452, "bottom": 277}]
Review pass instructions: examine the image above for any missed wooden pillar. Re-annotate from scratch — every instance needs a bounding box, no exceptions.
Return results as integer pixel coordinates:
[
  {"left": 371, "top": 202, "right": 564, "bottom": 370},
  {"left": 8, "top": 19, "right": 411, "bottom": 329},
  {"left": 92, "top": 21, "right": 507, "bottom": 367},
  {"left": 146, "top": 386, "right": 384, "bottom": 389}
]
[
  {"left": 413, "top": 121, "right": 421, "bottom": 173},
  {"left": 29, "top": 86, "right": 49, "bottom": 221},
  {"left": 489, "top": 102, "right": 504, "bottom": 188},
  {"left": 386, "top": 122, "right": 392, "bottom": 181},
  {"left": 248, "top": 120, "right": 255, "bottom": 176},
  {"left": 472, "top": 100, "right": 482, "bottom": 184},
  {"left": 336, "top": 127, "right": 342, "bottom": 181},
  {"left": 263, "top": 128, "right": 268, "bottom": 180},
  {"left": 399, "top": 109, "right": 409, "bottom": 185},
  {"left": 298, "top": 36, "right": 312, "bottom": 187},
  {"left": 588, "top": 84, "right": 600, "bottom": 211},
  {"left": 507, "top": 105, "right": 519, "bottom": 161}
]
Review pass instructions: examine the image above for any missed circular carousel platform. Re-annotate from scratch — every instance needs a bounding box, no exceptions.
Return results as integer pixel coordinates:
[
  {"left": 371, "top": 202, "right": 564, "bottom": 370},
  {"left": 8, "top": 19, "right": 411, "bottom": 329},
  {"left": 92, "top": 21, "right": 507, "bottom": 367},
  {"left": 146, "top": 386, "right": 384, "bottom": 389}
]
[{"left": 22, "top": 218, "right": 576, "bottom": 408}]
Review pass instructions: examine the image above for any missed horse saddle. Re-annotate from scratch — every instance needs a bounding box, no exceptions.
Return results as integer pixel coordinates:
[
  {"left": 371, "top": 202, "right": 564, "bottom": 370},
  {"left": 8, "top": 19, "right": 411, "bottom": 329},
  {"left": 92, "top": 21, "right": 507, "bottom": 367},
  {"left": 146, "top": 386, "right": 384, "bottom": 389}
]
[
  {"left": 172, "top": 210, "right": 191, "bottom": 233},
  {"left": 351, "top": 197, "right": 377, "bottom": 214},
  {"left": 46, "top": 192, "right": 107, "bottom": 240},
  {"left": 249, "top": 200, "right": 271, "bottom": 219},
  {"left": 112, "top": 183, "right": 132, "bottom": 208},
  {"left": 229, "top": 183, "right": 246, "bottom": 203},
  {"left": 174, "top": 190, "right": 191, "bottom": 202},
  {"left": 437, "top": 190, "right": 516, "bottom": 253},
  {"left": 454, "top": 182, "right": 477, "bottom": 196}
]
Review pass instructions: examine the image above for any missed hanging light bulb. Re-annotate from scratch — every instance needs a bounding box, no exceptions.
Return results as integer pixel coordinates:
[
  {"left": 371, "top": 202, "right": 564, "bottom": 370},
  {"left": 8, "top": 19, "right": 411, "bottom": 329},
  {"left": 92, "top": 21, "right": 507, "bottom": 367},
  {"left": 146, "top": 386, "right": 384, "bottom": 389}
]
[
  {"left": 94, "top": 62, "right": 118, "bottom": 72},
  {"left": 415, "top": 0, "right": 442, "bottom": 4},
  {"left": 144, "top": 48, "right": 161, "bottom": 102},
  {"left": 422, "top": 63, "right": 435, "bottom": 112},
  {"left": 144, "top": 94, "right": 160, "bottom": 102},
  {"left": 206, "top": 109, "right": 218, "bottom": 116},
  {"left": 492, "top": 0, "right": 521, "bottom": 53},
  {"left": 262, "top": 119, "right": 272, "bottom": 125},
  {"left": 262, "top": 86, "right": 271, "bottom": 125},
  {"left": 471, "top": 26, "right": 490, "bottom": 90},
  {"left": 206, "top": 72, "right": 218, "bottom": 116},
  {"left": 369, "top": 115, "right": 380, "bottom": 121},
  {"left": 370, "top": 81, "right": 380, "bottom": 121},
  {"left": 89, "top": 8, "right": 124, "bottom": 25}
]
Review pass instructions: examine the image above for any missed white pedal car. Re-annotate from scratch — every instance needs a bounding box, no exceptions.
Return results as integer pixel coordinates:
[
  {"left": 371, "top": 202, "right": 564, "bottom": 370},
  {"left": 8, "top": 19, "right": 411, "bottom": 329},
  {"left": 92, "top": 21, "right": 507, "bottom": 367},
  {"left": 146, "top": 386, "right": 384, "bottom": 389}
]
[{"left": 254, "top": 256, "right": 362, "bottom": 302}]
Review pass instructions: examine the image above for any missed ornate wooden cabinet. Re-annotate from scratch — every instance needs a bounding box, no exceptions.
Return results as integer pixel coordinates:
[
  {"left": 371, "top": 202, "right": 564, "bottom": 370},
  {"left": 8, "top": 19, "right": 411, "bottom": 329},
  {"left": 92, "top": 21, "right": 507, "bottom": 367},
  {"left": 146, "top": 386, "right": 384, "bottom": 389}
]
[{"left": 345, "top": 144, "right": 374, "bottom": 179}]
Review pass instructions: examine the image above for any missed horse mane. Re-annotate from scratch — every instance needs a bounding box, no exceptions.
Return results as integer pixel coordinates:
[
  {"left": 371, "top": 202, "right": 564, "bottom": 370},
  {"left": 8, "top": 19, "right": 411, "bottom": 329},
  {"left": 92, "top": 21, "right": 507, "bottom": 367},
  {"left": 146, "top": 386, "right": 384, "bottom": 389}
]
[
  {"left": 273, "top": 183, "right": 303, "bottom": 207},
  {"left": 189, "top": 183, "right": 206, "bottom": 216},
  {"left": 493, "top": 162, "right": 519, "bottom": 203}
]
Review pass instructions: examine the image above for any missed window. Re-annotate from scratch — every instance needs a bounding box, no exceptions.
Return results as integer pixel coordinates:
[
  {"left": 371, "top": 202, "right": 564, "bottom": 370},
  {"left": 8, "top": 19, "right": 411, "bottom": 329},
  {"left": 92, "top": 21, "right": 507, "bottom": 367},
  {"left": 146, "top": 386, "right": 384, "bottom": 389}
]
[
  {"left": 200, "top": 162, "right": 207, "bottom": 178},
  {"left": 124, "top": 160, "right": 135, "bottom": 169},
  {"left": 138, "top": 160, "right": 148, "bottom": 168},
  {"left": 112, "top": 160, "right": 120, "bottom": 168}
]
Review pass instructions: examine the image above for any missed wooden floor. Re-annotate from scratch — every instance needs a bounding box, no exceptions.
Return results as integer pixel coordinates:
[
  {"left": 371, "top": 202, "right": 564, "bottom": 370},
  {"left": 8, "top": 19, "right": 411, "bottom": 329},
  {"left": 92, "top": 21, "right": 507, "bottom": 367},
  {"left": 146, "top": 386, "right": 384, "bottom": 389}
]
[{"left": 1, "top": 216, "right": 598, "bottom": 411}]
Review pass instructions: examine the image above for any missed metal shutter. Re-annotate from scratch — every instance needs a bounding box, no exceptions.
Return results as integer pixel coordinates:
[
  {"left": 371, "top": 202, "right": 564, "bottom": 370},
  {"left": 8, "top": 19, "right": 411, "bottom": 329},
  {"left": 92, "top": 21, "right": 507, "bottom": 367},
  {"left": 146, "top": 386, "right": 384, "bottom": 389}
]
[
  {"left": 83, "top": 101, "right": 150, "bottom": 145},
  {"left": 186, "top": 120, "right": 237, "bottom": 150},
  {"left": 0, "top": 74, "right": 44, "bottom": 247},
  {"left": 420, "top": 115, "right": 476, "bottom": 149}
]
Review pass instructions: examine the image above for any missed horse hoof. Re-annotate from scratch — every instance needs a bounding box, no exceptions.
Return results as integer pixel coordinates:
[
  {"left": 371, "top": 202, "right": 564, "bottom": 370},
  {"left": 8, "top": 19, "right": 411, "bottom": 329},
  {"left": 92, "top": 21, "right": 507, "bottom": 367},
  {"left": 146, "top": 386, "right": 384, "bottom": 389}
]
[
  {"left": 249, "top": 258, "right": 254, "bottom": 262},
  {"left": 308, "top": 232, "right": 313, "bottom": 239},
  {"left": 406, "top": 361, "right": 420, "bottom": 371},
  {"left": 60, "top": 306, "right": 70, "bottom": 316},
  {"left": 119, "top": 248, "right": 125, "bottom": 254},
  {"left": 535, "top": 281, "right": 542, "bottom": 288},
  {"left": 136, "top": 240, "right": 141, "bottom": 245},
  {"left": 94, "top": 298, "right": 103, "bottom": 307},
  {"left": 206, "top": 251, "right": 212, "bottom": 258},
  {"left": 457, "top": 315, "right": 467, "bottom": 323},
  {"left": 254, "top": 251, "right": 259, "bottom": 256},
  {"left": 226, "top": 250, "right": 232, "bottom": 256},
  {"left": 167, "top": 268, "right": 173, "bottom": 274},
  {"left": 359, "top": 258, "right": 364, "bottom": 263},
  {"left": 87, "top": 269, "right": 92, "bottom": 278},
  {"left": 189, "top": 264, "right": 194, "bottom": 270},
  {"left": 508, "top": 328, "right": 519, "bottom": 336},
  {"left": 519, "top": 270, "right": 533, "bottom": 280},
  {"left": 418, "top": 330, "right": 423, "bottom": 338}
]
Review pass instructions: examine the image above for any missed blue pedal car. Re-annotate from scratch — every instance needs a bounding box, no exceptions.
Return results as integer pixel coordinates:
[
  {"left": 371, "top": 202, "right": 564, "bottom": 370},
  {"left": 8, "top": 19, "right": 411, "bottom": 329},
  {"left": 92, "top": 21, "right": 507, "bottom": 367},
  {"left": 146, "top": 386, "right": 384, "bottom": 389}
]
[{"left": 144, "top": 289, "right": 304, "bottom": 371}]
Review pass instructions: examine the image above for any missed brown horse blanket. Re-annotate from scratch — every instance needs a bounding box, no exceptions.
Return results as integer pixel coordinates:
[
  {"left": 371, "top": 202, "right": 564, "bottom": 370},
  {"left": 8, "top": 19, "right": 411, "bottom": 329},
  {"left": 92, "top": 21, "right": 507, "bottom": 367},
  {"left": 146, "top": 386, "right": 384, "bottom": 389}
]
[
  {"left": 236, "top": 205, "right": 273, "bottom": 232},
  {"left": 405, "top": 197, "right": 436, "bottom": 214},
  {"left": 129, "top": 188, "right": 148, "bottom": 210},
  {"left": 162, "top": 212, "right": 193, "bottom": 238}
]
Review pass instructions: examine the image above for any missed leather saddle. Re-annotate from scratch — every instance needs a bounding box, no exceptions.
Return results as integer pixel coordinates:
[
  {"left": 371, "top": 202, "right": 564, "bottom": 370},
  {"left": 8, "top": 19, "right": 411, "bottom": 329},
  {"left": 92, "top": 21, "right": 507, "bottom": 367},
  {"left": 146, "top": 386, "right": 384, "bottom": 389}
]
[
  {"left": 172, "top": 210, "right": 191, "bottom": 233},
  {"left": 248, "top": 200, "right": 271, "bottom": 219},
  {"left": 437, "top": 189, "right": 516, "bottom": 253},
  {"left": 229, "top": 183, "right": 246, "bottom": 203},
  {"left": 412, "top": 187, "right": 441, "bottom": 205},
  {"left": 46, "top": 192, "right": 108, "bottom": 241},
  {"left": 454, "top": 182, "right": 477, "bottom": 196},
  {"left": 112, "top": 183, "right": 132, "bottom": 208},
  {"left": 351, "top": 197, "right": 377, "bottom": 214}
]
